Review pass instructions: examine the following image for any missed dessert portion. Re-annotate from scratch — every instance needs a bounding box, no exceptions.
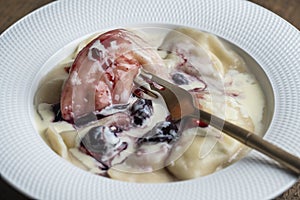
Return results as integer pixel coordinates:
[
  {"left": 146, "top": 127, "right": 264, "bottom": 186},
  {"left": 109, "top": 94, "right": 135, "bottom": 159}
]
[{"left": 34, "top": 27, "right": 265, "bottom": 182}]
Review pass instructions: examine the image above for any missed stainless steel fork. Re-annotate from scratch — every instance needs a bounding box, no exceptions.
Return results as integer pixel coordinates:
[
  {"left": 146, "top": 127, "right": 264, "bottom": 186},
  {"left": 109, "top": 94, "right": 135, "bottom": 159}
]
[{"left": 138, "top": 69, "right": 300, "bottom": 175}]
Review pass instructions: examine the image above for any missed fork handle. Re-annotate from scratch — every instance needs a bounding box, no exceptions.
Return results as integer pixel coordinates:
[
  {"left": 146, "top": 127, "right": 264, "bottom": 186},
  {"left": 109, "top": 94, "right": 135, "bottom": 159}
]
[{"left": 192, "top": 110, "right": 300, "bottom": 175}]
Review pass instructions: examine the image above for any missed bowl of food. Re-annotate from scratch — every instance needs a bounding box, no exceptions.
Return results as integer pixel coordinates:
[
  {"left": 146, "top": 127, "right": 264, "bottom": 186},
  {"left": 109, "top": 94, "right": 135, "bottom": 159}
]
[
  {"left": 32, "top": 25, "right": 273, "bottom": 181},
  {"left": 1, "top": 0, "right": 299, "bottom": 199}
]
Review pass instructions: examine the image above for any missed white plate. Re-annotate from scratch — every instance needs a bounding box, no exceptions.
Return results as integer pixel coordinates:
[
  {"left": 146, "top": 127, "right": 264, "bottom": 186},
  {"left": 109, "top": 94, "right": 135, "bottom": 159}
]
[{"left": 0, "top": 0, "right": 299, "bottom": 199}]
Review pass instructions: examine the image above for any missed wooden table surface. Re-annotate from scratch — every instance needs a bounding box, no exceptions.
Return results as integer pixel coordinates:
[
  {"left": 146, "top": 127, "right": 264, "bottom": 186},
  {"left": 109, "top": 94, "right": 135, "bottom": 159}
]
[{"left": 0, "top": 0, "right": 299, "bottom": 199}]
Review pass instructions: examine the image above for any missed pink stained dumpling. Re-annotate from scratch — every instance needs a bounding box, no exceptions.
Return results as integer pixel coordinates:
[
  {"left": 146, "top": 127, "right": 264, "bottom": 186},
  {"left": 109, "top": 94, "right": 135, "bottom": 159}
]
[{"left": 60, "top": 29, "right": 167, "bottom": 122}]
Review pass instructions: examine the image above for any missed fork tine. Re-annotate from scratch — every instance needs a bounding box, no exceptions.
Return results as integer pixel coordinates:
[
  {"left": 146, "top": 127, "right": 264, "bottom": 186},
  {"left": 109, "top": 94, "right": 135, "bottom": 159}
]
[
  {"left": 140, "top": 69, "right": 177, "bottom": 90},
  {"left": 139, "top": 69, "right": 197, "bottom": 121},
  {"left": 140, "top": 69, "right": 194, "bottom": 103}
]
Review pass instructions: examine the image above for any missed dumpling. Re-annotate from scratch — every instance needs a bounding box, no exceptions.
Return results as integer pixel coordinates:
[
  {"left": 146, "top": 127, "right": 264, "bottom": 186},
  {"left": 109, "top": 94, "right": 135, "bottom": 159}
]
[
  {"left": 108, "top": 168, "right": 175, "bottom": 183},
  {"left": 167, "top": 103, "right": 254, "bottom": 180}
]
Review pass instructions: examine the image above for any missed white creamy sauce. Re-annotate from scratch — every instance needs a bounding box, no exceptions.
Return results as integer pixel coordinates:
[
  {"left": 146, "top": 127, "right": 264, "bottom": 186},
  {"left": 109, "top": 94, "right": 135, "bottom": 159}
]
[{"left": 34, "top": 28, "right": 266, "bottom": 182}]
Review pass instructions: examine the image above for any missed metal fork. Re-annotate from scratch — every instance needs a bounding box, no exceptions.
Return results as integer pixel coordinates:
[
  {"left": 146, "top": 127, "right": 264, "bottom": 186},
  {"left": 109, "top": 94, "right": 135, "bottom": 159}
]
[{"left": 138, "top": 70, "right": 300, "bottom": 175}]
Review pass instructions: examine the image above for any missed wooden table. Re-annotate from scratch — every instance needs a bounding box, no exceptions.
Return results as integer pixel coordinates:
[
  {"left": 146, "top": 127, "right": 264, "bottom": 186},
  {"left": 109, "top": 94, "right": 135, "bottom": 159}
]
[{"left": 0, "top": 0, "right": 299, "bottom": 199}]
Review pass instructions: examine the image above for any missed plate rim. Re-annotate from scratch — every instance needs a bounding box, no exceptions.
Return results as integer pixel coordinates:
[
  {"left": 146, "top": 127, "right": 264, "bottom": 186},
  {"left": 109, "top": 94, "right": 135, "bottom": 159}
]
[{"left": 0, "top": 0, "right": 299, "bottom": 199}]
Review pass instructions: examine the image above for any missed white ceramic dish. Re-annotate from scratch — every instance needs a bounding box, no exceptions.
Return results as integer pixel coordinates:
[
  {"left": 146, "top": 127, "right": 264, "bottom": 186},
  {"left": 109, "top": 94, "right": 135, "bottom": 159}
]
[{"left": 0, "top": 0, "right": 299, "bottom": 199}]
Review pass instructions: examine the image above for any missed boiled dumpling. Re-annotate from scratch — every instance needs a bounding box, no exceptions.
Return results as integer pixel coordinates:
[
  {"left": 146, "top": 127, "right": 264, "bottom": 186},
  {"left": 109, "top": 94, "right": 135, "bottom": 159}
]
[{"left": 108, "top": 168, "right": 175, "bottom": 183}]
